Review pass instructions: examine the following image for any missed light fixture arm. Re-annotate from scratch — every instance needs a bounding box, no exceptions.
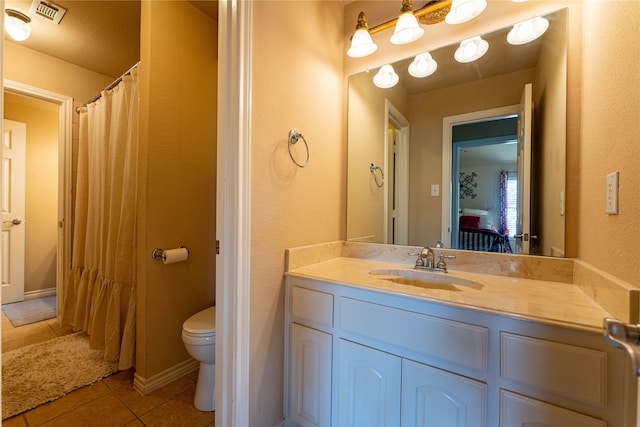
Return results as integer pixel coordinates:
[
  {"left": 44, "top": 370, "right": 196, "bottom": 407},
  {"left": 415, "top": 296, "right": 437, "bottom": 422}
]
[
  {"left": 367, "top": 0, "right": 452, "bottom": 36},
  {"left": 354, "top": 11, "right": 370, "bottom": 31},
  {"left": 399, "top": 0, "right": 414, "bottom": 14}
]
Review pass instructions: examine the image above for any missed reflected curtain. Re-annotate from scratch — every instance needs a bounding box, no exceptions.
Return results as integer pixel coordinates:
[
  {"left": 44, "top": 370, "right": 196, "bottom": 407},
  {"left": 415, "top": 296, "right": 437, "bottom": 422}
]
[
  {"left": 499, "top": 170, "right": 513, "bottom": 254},
  {"left": 61, "top": 68, "right": 138, "bottom": 370},
  {"left": 499, "top": 170, "right": 509, "bottom": 236}
]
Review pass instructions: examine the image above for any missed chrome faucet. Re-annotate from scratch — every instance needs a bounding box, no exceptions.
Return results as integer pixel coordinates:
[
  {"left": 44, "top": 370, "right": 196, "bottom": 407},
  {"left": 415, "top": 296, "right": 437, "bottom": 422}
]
[
  {"left": 413, "top": 247, "right": 435, "bottom": 269},
  {"left": 413, "top": 246, "right": 455, "bottom": 273}
]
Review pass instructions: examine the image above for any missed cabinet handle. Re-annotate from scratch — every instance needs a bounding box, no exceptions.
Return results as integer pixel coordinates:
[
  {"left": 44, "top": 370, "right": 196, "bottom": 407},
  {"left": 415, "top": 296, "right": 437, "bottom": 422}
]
[{"left": 603, "top": 317, "right": 640, "bottom": 375}]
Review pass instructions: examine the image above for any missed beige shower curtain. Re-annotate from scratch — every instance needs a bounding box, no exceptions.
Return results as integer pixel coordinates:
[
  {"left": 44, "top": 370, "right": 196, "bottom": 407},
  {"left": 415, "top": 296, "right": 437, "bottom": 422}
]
[{"left": 61, "top": 68, "right": 138, "bottom": 370}]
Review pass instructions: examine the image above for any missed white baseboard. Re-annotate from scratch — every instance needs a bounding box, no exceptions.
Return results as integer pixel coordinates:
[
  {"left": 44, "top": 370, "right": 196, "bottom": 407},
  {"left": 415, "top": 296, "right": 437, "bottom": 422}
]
[
  {"left": 133, "top": 357, "right": 199, "bottom": 395},
  {"left": 24, "top": 288, "right": 57, "bottom": 300}
]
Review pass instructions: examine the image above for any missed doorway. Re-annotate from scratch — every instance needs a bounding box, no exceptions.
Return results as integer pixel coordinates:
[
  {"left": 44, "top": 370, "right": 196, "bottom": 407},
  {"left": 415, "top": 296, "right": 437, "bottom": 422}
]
[
  {"left": 441, "top": 105, "right": 520, "bottom": 249},
  {"left": 2, "top": 81, "right": 73, "bottom": 315},
  {"left": 451, "top": 134, "right": 518, "bottom": 251}
]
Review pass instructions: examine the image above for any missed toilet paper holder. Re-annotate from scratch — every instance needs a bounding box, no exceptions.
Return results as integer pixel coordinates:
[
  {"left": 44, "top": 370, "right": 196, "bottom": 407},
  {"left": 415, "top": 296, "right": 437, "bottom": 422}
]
[{"left": 151, "top": 246, "right": 189, "bottom": 261}]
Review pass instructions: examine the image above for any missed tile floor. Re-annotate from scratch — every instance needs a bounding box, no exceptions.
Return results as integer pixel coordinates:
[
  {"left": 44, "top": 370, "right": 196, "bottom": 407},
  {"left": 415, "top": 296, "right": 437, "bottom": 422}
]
[{"left": 2, "top": 310, "right": 214, "bottom": 426}]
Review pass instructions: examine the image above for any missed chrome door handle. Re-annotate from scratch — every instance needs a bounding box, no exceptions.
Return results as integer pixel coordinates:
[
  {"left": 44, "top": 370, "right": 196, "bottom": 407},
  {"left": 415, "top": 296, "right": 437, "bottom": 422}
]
[{"left": 513, "top": 233, "right": 537, "bottom": 241}]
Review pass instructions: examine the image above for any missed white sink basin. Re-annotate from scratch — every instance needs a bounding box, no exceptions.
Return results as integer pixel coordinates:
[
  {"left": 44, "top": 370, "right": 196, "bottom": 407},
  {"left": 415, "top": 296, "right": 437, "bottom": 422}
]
[{"left": 369, "top": 268, "right": 483, "bottom": 291}]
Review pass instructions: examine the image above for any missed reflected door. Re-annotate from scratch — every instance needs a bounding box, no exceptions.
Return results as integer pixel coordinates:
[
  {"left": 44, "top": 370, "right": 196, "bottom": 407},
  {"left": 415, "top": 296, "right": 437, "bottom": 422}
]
[
  {"left": 515, "top": 83, "right": 533, "bottom": 254},
  {"left": 2, "top": 119, "right": 26, "bottom": 304}
]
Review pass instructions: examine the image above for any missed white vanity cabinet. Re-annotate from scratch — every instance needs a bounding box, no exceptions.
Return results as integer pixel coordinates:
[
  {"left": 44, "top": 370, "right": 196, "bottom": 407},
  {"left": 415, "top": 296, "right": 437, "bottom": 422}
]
[{"left": 284, "top": 276, "right": 636, "bottom": 427}]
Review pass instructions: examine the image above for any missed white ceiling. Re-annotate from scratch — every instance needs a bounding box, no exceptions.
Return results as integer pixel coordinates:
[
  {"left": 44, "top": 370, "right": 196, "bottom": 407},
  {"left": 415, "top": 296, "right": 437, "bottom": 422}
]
[{"left": 4, "top": 0, "right": 217, "bottom": 78}]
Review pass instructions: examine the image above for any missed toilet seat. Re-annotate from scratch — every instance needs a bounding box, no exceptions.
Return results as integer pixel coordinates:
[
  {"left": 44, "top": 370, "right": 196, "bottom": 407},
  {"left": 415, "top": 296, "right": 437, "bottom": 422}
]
[{"left": 183, "top": 306, "right": 216, "bottom": 335}]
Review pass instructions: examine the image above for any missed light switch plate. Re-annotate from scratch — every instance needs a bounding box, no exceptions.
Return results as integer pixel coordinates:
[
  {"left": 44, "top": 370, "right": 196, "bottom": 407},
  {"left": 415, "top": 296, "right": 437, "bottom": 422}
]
[
  {"left": 431, "top": 184, "right": 440, "bottom": 197},
  {"left": 606, "top": 171, "right": 618, "bottom": 214}
]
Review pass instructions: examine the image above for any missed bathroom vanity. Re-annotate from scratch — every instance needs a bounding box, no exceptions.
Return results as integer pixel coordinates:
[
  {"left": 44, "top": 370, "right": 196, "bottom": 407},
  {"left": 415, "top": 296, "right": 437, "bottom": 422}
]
[{"left": 283, "top": 242, "right": 637, "bottom": 427}]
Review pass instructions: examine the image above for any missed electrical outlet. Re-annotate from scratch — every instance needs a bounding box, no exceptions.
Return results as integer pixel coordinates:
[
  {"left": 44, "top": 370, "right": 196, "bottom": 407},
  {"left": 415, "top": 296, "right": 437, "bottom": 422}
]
[
  {"left": 606, "top": 171, "right": 619, "bottom": 214},
  {"left": 431, "top": 184, "right": 440, "bottom": 197}
]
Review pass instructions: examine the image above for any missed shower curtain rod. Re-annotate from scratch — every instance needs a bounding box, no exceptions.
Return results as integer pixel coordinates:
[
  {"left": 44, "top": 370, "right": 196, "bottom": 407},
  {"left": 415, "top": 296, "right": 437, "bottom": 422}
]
[{"left": 75, "top": 61, "right": 140, "bottom": 113}]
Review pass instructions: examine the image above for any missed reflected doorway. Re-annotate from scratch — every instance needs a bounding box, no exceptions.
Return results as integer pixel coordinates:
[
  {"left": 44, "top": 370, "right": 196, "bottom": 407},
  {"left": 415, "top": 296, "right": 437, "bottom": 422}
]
[{"left": 451, "top": 122, "right": 518, "bottom": 253}]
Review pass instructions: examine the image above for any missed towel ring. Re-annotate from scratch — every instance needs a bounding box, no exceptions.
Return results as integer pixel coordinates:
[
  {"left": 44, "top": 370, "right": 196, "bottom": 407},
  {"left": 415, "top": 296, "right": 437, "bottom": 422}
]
[
  {"left": 370, "top": 163, "right": 384, "bottom": 187},
  {"left": 288, "top": 130, "right": 310, "bottom": 168}
]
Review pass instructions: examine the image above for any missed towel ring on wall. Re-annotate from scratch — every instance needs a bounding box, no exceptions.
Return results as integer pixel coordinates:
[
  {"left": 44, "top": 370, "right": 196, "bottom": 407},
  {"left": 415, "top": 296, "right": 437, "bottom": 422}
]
[
  {"left": 288, "top": 130, "right": 310, "bottom": 168},
  {"left": 370, "top": 163, "right": 384, "bottom": 187}
]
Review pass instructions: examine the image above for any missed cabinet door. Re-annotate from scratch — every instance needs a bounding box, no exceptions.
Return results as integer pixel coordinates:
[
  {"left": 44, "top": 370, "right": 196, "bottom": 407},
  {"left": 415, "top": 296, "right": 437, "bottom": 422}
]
[
  {"left": 290, "top": 324, "right": 332, "bottom": 427},
  {"left": 401, "top": 359, "right": 487, "bottom": 427},
  {"left": 336, "top": 339, "right": 401, "bottom": 427},
  {"left": 500, "top": 390, "right": 606, "bottom": 427}
]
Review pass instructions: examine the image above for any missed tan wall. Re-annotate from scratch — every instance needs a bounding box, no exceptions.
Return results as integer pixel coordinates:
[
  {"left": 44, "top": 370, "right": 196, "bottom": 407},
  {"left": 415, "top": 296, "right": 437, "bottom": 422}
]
[
  {"left": 137, "top": 0, "right": 217, "bottom": 378},
  {"left": 347, "top": 71, "right": 409, "bottom": 242},
  {"left": 535, "top": 10, "right": 567, "bottom": 257},
  {"left": 579, "top": 1, "right": 640, "bottom": 286},
  {"left": 250, "top": 1, "right": 344, "bottom": 424},
  {"left": 4, "top": 93, "right": 58, "bottom": 294},
  {"left": 4, "top": 41, "right": 115, "bottom": 104}
]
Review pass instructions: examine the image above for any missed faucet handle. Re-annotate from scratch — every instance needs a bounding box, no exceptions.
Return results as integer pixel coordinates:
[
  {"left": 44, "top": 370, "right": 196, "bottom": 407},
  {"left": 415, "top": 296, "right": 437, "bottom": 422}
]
[
  {"left": 409, "top": 250, "right": 427, "bottom": 267},
  {"left": 436, "top": 254, "right": 456, "bottom": 271}
]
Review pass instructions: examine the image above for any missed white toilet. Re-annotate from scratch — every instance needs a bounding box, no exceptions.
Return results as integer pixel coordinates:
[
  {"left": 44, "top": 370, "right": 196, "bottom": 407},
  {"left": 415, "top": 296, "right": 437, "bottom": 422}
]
[{"left": 182, "top": 305, "right": 216, "bottom": 411}]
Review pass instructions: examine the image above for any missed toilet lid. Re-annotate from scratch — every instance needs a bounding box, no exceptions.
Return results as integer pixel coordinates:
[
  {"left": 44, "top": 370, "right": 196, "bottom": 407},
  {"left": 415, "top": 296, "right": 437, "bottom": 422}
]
[{"left": 183, "top": 306, "right": 216, "bottom": 334}]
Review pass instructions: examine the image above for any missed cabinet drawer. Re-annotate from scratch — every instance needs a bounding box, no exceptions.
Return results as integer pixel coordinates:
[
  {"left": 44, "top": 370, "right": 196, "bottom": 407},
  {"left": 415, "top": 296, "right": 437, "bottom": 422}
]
[
  {"left": 339, "top": 297, "right": 488, "bottom": 372},
  {"left": 291, "top": 286, "right": 334, "bottom": 328},
  {"left": 500, "top": 390, "right": 606, "bottom": 427},
  {"left": 501, "top": 333, "right": 607, "bottom": 407}
]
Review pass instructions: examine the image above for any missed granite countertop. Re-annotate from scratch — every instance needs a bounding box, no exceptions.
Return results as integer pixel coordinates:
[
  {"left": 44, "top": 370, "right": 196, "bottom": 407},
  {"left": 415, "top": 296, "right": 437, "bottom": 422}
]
[{"left": 286, "top": 243, "right": 614, "bottom": 332}]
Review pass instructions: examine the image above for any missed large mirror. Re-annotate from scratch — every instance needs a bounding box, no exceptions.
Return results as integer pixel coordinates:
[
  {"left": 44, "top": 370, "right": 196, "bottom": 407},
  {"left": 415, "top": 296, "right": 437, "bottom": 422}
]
[{"left": 347, "top": 8, "right": 567, "bottom": 257}]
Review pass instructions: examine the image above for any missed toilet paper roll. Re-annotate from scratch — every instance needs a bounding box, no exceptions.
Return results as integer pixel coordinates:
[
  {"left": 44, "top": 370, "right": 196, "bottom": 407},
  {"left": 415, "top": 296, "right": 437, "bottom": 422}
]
[{"left": 162, "top": 247, "right": 189, "bottom": 264}]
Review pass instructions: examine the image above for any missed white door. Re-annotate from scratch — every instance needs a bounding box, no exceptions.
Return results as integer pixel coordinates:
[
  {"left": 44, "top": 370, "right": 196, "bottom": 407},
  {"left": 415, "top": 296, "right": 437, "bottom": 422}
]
[
  {"left": 515, "top": 83, "right": 533, "bottom": 254},
  {"left": 2, "top": 119, "right": 26, "bottom": 304}
]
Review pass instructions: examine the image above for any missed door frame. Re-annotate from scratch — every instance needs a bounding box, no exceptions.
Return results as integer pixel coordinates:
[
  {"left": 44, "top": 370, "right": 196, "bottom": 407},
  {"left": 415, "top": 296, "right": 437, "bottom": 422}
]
[
  {"left": 3, "top": 80, "right": 73, "bottom": 312},
  {"left": 216, "top": 0, "right": 252, "bottom": 426},
  {"left": 384, "top": 100, "right": 409, "bottom": 245},
  {"left": 441, "top": 105, "right": 519, "bottom": 247}
]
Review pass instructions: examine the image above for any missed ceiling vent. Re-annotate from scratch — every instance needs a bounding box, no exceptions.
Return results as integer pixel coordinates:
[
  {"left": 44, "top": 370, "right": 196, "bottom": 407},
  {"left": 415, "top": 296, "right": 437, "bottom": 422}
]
[{"left": 29, "top": 0, "right": 67, "bottom": 25}]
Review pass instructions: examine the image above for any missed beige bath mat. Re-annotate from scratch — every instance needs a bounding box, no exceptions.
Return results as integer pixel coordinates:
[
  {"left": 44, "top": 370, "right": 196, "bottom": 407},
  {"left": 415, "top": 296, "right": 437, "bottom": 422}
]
[{"left": 1, "top": 332, "right": 119, "bottom": 419}]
